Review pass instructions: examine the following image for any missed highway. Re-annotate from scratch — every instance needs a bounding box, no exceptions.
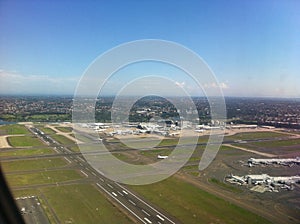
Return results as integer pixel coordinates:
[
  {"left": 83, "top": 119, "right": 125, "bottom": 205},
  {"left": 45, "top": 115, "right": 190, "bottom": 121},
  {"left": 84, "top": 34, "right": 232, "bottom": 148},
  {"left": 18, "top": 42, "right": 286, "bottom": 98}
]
[{"left": 29, "top": 126, "right": 178, "bottom": 224}]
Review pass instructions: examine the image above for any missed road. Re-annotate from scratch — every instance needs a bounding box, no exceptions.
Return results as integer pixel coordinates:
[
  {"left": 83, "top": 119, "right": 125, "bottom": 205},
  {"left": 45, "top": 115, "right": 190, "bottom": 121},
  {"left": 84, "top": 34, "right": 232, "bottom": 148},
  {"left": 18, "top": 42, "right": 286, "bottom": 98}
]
[
  {"left": 222, "top": 143, "right": 275, "bottom": 157},
  {"left": 29, "top": 126, "right": 178, "bottom": 224}
]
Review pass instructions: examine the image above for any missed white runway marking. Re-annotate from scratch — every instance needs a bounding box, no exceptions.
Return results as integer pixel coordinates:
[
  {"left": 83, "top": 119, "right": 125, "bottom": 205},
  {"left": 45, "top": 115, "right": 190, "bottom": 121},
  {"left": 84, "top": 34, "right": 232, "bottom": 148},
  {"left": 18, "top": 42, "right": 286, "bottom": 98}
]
[
  {"left": 64, "top": 157, "right": 71, "bottom": 163},
  {"left": 142, "top": 209, "right": 150, "bottom": 216},
  {"left": 129, "top": 199, "right": 136, "bottom": 206},
  {"left": 156, "top": 214, "right": 165, "bottom": 221},
  {"left": 144, "top": 217, "right": 152, "bottom": 223},
  {"left": 80, "top": 170, "right": 88, "bottom": 177},
  {"left": 96, "top": 183, "right": 147, "bottom": 224},
  {"left": 114, "top": 182, "right": 175, "bottom": 224},
  {"left": 107, "top": 183, "right": 114, "bottom": 189}
]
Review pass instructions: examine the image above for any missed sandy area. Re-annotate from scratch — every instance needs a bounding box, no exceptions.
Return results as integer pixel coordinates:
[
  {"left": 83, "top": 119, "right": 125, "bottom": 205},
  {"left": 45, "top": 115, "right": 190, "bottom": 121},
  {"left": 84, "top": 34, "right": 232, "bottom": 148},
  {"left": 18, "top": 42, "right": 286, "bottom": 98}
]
[
  {"left": 0, "top": 134, "right": 25, "bottom": 148},
  {"left": 223, "top": 143, "right": 276, "bottom": 158},
  {"left": 46, "top": 125, "right": 83, "bottom": 144}
]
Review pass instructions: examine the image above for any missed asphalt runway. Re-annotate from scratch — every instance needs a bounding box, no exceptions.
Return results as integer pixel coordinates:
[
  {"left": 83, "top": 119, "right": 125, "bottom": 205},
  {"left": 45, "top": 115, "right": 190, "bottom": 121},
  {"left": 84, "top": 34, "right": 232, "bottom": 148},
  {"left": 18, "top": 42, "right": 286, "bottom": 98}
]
[
  {"left": 16, "top": 196, "right": 50, "bottom": 224},
  {"left": 30, "top": 126, "right": 178, "bottom": 224}
]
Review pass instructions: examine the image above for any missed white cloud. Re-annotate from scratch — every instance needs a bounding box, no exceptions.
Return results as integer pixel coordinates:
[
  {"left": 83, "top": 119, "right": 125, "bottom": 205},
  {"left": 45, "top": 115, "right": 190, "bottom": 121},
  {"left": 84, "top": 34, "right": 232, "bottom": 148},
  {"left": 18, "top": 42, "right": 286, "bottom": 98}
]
[
  {"left": 175, "top": 81, "right": 185, "bottom": 88},
  {"left": 203, "top": 82, "right": 229, "bottom": 89},
  {"left": 219, "top": 82, "right": 229, "bottom": 89}
]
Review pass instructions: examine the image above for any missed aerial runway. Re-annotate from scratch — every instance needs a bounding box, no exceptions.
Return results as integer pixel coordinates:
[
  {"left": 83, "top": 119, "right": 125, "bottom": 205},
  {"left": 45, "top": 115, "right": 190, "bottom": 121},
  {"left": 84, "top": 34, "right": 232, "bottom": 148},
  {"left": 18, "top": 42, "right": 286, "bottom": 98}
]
[{"left": 30, "top": 126, "right": 178, "bottom": 224}]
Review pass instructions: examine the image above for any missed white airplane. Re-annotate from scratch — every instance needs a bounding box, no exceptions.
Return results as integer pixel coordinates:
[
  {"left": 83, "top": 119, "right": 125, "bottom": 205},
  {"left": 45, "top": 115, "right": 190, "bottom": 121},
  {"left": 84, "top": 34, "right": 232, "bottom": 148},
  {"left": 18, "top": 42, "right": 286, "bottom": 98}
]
[{"left": 157, "top": 155, "right": 168, "bottom": 159}]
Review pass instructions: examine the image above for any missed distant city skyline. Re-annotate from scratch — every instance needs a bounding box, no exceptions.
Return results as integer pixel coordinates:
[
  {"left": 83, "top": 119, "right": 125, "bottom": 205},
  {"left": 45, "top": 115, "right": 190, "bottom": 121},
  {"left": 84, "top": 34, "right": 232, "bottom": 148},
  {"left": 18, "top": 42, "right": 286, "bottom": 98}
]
[{"left": 0, "top": 0, "right": 299, "bottom": 97}]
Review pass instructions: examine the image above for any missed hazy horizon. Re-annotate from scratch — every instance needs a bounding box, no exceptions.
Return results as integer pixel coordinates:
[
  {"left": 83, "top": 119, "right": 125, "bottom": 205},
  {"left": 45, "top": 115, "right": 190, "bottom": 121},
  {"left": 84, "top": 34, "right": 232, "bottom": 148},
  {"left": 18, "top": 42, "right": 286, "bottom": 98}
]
[{"left": 1, "top": 94, "right": 300, "bottom": 101}]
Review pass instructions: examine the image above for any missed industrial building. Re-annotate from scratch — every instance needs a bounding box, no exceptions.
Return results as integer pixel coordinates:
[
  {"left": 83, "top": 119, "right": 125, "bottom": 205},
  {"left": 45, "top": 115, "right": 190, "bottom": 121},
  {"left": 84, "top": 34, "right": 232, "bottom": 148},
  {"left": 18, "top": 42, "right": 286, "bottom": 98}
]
[
  {"left": 226, "top": 174, "right": 300, "bottom": 192},
  {"left": 227, "top": 124, "right": 258, "bottom": 129},
  {"left": 248, "top": 157, "right": 300, "bottom": 167}
]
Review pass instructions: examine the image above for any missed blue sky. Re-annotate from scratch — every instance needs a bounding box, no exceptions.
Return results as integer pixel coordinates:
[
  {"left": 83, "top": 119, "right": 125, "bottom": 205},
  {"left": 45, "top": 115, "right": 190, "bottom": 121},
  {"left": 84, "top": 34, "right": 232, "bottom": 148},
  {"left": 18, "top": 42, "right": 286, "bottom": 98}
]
[{"left": 0, "top": 0, "right": 299, "bottom": 97}]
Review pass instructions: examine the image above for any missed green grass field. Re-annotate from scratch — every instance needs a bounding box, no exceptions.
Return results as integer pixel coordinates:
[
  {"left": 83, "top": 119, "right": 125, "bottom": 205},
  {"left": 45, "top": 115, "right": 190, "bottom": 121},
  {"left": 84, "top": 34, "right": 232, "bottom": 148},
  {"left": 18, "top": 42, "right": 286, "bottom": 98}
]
[
  {"left": 73, "top": 133, "right": 93, "bottom": 143},
  {"left": 51, "top": 134, "right": 75, "bottom": 145},
  {"left": 158, "top": 136, "right": 209, "bottom": 147},
  {"left": 0, "top": 124, "right": 29, "bottom": 135},
  {"left": 140, "top": 148, "right": 173, "bottom": 158},
  {"left": 1, "top": 158, "right": 68, "bottom": 172},
  {"left": 113, "top": 136, "right": 208, "bottom": 149},
  {"left": 113, "top": 153, "right": 138, "bottom": 163},
  {"left": 139, "top": 143, "right": 205, "bottom": 161},
  {"left": 224, "top": 131, "right": 290, "bottom": 141},
  {"left": 7, "top": 135, "right": 44, "bottom": 147},
  {"left": 209, "top": 178, "right": 243, "bottom": 193},
  {"left": 69, "top": 145, "right": 80, "bottom": 152},
  {"left": 38, "top": 126, "right": 56, "bottom": 134},
  {"left": 13, "top": 189, "right": 39, "bottom": 197},
  {"left": 41, "top": 184, "right": 132, "bottom": 224},
  {"left": 220, "top": 145, "right": 236, "bottom": 150},
  {"left": 5, "top": 170, "right": 83, "bottom": 186},
  {"left": 0, "top": 148, "right": 55, "bottom": 157},
  {"left": 251, "top": 138, "right": 300, "bottom": 148},
  {"left": 181, "top": 165, "right": 200, "bottom": 176},
  {"left": 55, "top": 126, "right": 72, "bottom": 133},
  {"left": 130, "top": 177, "right": 271, "bottom": 224},
  {"left": 24, "top": 114, "right": 70, "bottom": 121}
]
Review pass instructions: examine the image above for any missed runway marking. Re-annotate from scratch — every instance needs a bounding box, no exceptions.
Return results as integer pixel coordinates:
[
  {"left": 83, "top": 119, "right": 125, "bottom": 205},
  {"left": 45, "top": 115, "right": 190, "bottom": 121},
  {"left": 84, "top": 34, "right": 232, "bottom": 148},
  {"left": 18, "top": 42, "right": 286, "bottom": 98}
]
[
  {"left": 112, "top": 192, "right": 118, "bottom": 197},
  {"left": 78, "top": 157, "right": 85, "bottom": 162},
  {"left": 156, "top": 214, "right": 165, "bottom": 221},
  {"left": 144, "top": 217, "right": 152, "bottom": 223},
  {"left": 115, "top": 182, "right": 175, "bottom": 224},
  {"left": 99, "top": 177, "right": 104, "bottom": 182},
  {"left": 96, "top": 183, "right": 147, "bottom": 224},
  {"left": 122, "top": 190, "right": 128, "bottom": 195},
  {"left": 96, "top": 169, "right": 105, "bottom": 175},
  {"left": 64, "top": 157, "right": 71, "bottom": 163},
  {"left": 117, "top": 191, "right": 124, "bottom": 196},
  {"left": 142, "top": 209, "right": 150, "bottom": 216},
  {"left": 129, "top": 199, "right": 136, "bottom": 206},
  {"left": 91, "top": 172, "right": 96, "bottom": 176},
  {"left": 107, "top": 183, "right": 114, "bottom": 189},
  {"left": 80, "top": 170, "right": 88, "bottom": 177}
]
